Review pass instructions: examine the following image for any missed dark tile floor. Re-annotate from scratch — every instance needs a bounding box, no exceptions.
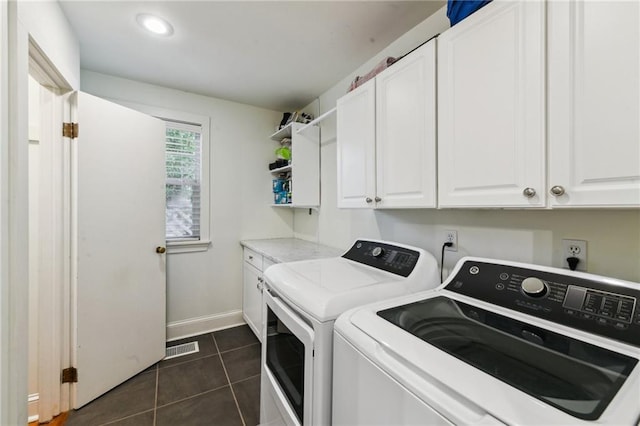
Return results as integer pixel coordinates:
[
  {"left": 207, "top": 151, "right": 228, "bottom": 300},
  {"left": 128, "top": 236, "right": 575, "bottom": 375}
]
[{"left": 66, "top": 325, "right": 261, "bottom": 426}]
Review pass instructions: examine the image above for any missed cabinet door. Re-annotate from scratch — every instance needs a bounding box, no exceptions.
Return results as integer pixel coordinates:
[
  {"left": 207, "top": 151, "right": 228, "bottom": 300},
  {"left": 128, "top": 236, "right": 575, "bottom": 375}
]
[
  {"left": 337, "top": 79, "right": 377, "bottom": 208},
  {"left": 548, "top": 1, "right": 640, "bottom": 207},
  {"left": 376, "top": 40, "right": 437, "bottom": 208},
  {"left": 437, "top": 0, "right": 546, "bottom": 208},
  {"left": 243, "top": 262, "right": 263, "bottom": 342}
]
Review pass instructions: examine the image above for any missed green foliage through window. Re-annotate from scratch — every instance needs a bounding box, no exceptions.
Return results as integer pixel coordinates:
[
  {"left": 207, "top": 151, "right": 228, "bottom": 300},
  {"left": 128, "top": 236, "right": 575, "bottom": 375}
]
[{"left": 164, "top": 122, "right": 202, "bottom": 240}]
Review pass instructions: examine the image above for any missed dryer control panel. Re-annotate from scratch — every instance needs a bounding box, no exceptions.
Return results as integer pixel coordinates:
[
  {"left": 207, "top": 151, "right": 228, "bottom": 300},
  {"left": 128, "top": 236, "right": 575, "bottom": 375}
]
[
  {"left": 445, "top": 260, "right": 640, "bottom": 347},
  {"left": 342, "top": 240, "right": 420, "bottom": 278}
]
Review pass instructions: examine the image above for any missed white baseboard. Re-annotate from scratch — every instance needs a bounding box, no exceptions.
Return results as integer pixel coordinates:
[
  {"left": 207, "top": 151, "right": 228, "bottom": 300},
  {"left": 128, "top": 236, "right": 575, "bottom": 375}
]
[
  {"left": 166, "top": 310, "right": 245, "bottom": 341},
  {"left": 28, "top": 393, "right": 39, "bottom": 423}
]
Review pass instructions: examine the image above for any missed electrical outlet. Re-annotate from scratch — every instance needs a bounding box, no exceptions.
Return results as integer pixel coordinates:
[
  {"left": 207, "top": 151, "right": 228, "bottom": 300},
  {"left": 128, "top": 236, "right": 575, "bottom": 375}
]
[
  {"left": 444, "top": 230, "right": 458, "bottom": 252},
  {"left": 562, "top": 239, "right": 587, "bottom": 271}
]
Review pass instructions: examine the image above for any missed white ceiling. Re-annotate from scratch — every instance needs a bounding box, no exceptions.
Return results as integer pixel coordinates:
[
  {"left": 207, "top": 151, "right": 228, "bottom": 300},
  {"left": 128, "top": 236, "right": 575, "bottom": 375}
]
[{"left": 59, "top": 1, "right": 445, "bottom": 111}]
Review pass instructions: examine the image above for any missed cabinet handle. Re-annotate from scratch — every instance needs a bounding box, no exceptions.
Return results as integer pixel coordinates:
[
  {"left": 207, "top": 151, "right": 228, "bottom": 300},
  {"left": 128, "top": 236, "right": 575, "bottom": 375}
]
[
  {"left": 248, "top": 255, "right": 253, "bottom": 260},
  {"left": 522, "top": 187, "right": 536, "bottom": 198},
  {"left": 365, "top": 197, "right": 373, "bottom": 203},
  {"left": 550, "top": 185, "right": 566, "bottom": 196},
  {"left": 374, "top": 196, "right": 382, "bottom": 202},
  {"left": 156, "top": 246, "right": 166, "bottom": 254}
]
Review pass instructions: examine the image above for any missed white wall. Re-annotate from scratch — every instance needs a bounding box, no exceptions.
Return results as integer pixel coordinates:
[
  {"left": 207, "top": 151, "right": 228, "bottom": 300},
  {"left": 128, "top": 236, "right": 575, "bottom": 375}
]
[
  {"left": 18, "top": 1, "right": 80, "bottom": 89},
  {"left": 81, "top": 71, "right": 294, "bottom": 338},
  {"left": 294, "top": 6, "right": 640, "bottom": 283}
]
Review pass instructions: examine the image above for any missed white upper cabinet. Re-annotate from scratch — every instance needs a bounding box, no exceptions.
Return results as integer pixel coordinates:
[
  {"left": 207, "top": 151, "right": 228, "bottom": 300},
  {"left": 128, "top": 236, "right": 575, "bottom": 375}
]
[
  {"left": 337, "top": 79, "right": 376, "bottom": 208},
  {"left": 376, "top": 40, "right": 437, "bottom": 208},
  {"left": 547, "top": 1, "right": 640, "bottom": 207},
  {"left": 337, "top": 39, "right": 437, "bottom": 209},
  {"left": 437, "top": 0, "right": 546, "bottom": 208}
]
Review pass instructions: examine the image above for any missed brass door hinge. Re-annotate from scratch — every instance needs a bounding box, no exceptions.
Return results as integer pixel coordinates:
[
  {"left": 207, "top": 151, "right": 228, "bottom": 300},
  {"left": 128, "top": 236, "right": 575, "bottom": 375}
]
[
  {"left": 63, "top": 122, "right": 79, "bottom": 139},
  {"left": 61, "top": 367, "right": 78, "bottom": 383}
]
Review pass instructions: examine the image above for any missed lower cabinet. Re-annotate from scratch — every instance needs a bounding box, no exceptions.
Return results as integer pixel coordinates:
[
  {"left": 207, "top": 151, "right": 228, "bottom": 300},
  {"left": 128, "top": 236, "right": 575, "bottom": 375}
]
[{"left": 242, "top": 248, "right": 275, "bottom": 342}]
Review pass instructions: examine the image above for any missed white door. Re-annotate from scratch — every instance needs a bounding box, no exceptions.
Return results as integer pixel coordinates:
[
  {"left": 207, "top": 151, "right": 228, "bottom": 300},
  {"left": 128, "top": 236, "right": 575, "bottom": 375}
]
[
  {"left": 72, "top": 91, "right": 166, "bottom": 408},
  {"left": 437, "top": 0, "right": 546, "bottom": 208},
  {"left": 548, "top": 0, "right": 640, "bottom": 207},
  {"left": 376, "top": 39, "right": 437, "bottom": 208},
  {"left": 336, "top": 79, "right": 377, "bottom": 208}
]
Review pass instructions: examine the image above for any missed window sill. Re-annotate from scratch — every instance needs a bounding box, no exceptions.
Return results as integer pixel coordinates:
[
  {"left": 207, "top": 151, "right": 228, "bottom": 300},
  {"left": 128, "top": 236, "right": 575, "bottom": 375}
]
[{"left": 167, "top": 240, "right": 211, "bottom": 254}]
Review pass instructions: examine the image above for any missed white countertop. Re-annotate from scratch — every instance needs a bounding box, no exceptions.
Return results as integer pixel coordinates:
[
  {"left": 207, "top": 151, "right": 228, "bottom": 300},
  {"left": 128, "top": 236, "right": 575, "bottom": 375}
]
[{"left": 240, "top": 238, "right": 343, "bottom": 264}]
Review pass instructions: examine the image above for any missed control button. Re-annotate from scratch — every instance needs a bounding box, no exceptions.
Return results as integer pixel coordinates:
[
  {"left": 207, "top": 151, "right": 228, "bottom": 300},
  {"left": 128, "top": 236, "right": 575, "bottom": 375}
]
[
  {"left": 495, "top": 283, "right": 505, "bottom": 291},
  {"left": 596, "top": 317, "right": 609, "bottom": 326},
  {"left": 616, "top": 314, "right": 630, "bottom": 322},
  {"left": 564, "top": 309, "right": 577, "bottom": 316},
  {"left": 521, "top": 277, "right": 547, "bottom": 298},
  {"left": 613, "top": 322, "right": 629, "bottom": 330},
  {"left": 599, "top": 311, "right": 612, "bottom": 318},
  {"left": 452, "top": 281, "right": 463, "bottom": 289},
  {"left": 499, "top": 273, "right": 509, "bottom": 281},
  {"left": 580, "top": 313, "right": 593, "bottom": 320},
  {"left": 469, "top": 266, "right": 480, "bottom": 275},
  {"left": 543, "top": 307, "right": 552, "bottom": 313},
  {"left": 371, "top": 246, "right": 385, "bottom": 257},
  {"left": 356, "top": 242, "right": 362, "bottom": 249}
]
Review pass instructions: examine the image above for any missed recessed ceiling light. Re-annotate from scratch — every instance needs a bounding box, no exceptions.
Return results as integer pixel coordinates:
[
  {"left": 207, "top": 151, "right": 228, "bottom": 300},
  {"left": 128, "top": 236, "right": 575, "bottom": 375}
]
[{"left": 136, "top": 13, "right": 174, "bottom": 36}]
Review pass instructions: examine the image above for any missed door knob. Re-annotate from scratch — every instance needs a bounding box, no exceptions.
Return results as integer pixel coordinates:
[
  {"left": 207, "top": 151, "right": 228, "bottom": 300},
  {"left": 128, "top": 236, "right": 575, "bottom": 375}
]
[
  {"left": 550, "top": 185, "right": 565, "bottom": 196},
  {"left": 522, "top": 187, "right": 536, "bottom": 198},
  {"left": 156, "top": 246, "right": 166, "bottom": 254}
]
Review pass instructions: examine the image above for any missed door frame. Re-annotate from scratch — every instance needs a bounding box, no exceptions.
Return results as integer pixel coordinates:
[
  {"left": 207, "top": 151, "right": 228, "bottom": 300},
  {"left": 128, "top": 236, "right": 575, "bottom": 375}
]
[{"left": 28, "top": 39, "right": 73, "bottom": 423}]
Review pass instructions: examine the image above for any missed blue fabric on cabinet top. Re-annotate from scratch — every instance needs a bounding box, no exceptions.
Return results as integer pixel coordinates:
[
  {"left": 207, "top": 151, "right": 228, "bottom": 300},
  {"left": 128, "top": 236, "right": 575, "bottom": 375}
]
[{"left": 447, "top": 0, "right": 492, "bottom": 26}]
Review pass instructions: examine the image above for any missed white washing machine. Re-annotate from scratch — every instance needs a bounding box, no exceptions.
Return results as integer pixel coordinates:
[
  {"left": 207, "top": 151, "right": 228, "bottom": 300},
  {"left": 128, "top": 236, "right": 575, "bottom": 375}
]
[
  {"left": 259, "top": 239, "right": 440, "bottom": 426},
  {"left": 333, "top": 257, "right": 640, "bottom": 425}
]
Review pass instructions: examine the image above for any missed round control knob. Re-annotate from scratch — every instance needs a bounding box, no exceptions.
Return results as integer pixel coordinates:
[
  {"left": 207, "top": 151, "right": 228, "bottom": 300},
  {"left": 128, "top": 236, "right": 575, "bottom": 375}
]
[
  {"left": 371, "top": 246, "right": 385, "bottom": 257},
  {"left": 521, "top": 277, "right": 547, "bottom": 298}
]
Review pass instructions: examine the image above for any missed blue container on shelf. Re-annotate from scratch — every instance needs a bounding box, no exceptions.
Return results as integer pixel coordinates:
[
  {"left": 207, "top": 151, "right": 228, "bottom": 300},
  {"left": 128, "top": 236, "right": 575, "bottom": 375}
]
[
  {"left": 272, "top": 178, "right": 286, "bottom": 193},
  {"left": 447, "top": 0, "right": 492, "bottom": 26},
  {"left": 274, "top": 191, "right": 289, "bottom": 204}
]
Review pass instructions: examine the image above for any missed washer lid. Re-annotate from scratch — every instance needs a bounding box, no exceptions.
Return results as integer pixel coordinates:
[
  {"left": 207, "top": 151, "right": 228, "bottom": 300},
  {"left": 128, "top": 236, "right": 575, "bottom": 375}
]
[
  {"left": 265, "top": 257, "right": 425, "bottom": 322},
  {"left": 335, "top": 289, "right": 640, "bottom": 425}
]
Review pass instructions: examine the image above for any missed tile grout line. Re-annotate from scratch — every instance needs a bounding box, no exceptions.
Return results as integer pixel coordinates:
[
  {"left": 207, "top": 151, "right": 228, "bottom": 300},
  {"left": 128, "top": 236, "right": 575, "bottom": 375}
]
[
  {"left": 98, "top": 409, "right": 155, "bottom": 426},
  {"left": 229, "top": 372, "right": 261, "bottom": 386},
  {"left": 155, "top": 383, "right": 232, "bottom": 410},
  {"left": 212, "top": 332, "right": 247, "bottom": 426},
  {"left": 153, "top": 364, "right": 159, "bottom": 426},
  {"left": 218, "top": 341, "right": 260, "bottom": 355}
]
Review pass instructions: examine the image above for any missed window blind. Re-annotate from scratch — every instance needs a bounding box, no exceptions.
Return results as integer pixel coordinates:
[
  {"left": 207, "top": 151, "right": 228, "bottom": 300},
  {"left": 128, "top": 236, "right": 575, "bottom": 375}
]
[{"left": 164, "top": 120, "right": 202, "bottom": 240}]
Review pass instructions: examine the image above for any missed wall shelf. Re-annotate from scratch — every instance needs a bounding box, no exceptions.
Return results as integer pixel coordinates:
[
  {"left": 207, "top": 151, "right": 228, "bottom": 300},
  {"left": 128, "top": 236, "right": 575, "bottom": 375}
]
[{"left": 268, "top": 122, "right": 320, "bottom": 208}]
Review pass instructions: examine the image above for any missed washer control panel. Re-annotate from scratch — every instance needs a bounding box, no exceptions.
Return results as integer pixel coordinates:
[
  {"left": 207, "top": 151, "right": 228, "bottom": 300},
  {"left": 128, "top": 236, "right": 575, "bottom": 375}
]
[
  {"left": 342, "top": 240, "right": 420, "bottom": 277},
  {"left": 445, "top": 260, "right": 640, "bottom": 347}
]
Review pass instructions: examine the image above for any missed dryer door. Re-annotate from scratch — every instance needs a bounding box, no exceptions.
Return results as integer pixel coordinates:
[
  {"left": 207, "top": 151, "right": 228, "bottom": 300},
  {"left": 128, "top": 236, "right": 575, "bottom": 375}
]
[{"left": 263, "top": 290, "right": 314, "bottom": 425}]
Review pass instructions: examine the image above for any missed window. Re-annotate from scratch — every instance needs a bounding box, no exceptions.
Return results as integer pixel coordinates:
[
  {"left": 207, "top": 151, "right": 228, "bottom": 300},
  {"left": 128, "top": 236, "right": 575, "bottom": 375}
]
[{"left": 164, "top": 120, "right": 202, "bottom": 240}]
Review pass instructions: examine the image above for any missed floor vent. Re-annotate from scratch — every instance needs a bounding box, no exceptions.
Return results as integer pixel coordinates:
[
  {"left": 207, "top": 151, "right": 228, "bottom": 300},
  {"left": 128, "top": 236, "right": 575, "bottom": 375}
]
[{"left": 165, "top": 341, "right": 199, "bottom": 360}]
